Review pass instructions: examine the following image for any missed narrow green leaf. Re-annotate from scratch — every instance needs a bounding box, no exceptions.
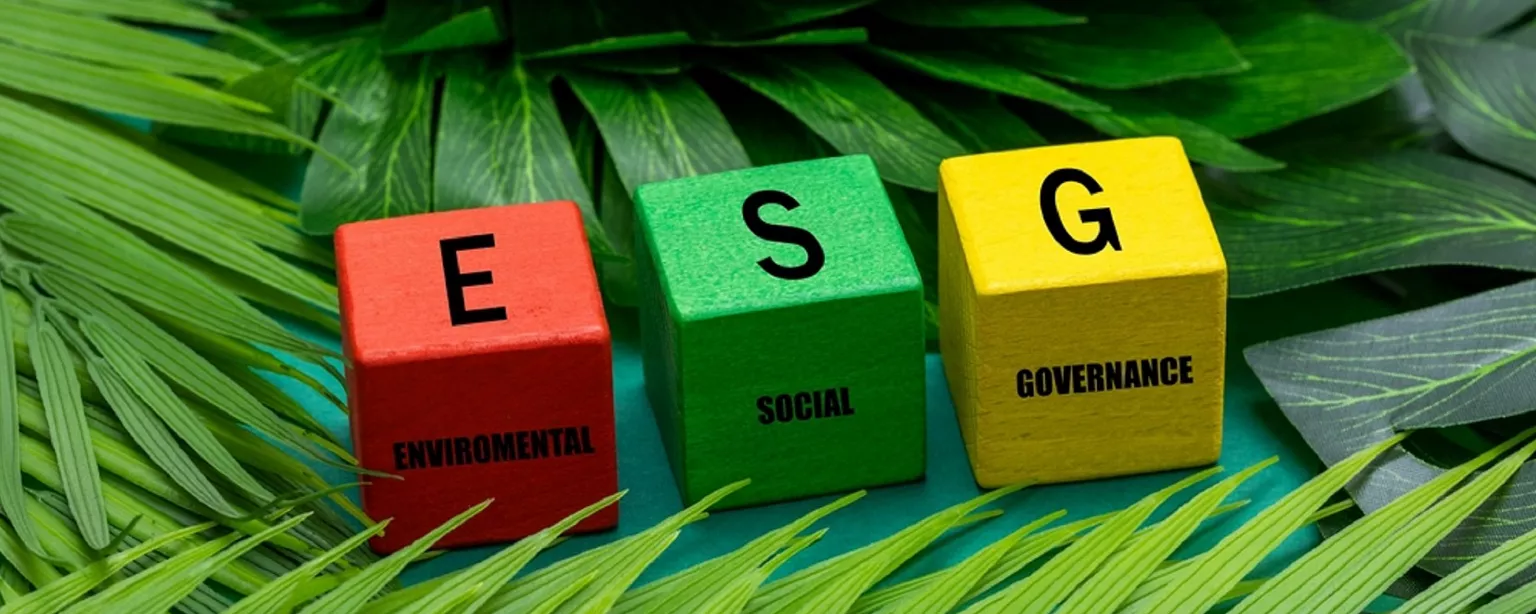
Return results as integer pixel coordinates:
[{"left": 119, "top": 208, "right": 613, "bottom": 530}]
[
  {"left": 0, "top": 139, "right": 336, "bottom": 311},
  {"left": 565, "top": 70, "right": 752, "bottom": 193},
  {"left": 0, "top": 282, "right": 41, "bottom": 558},
  {"left": 0, "top": 93, "right": 333, "bottom": 269},
  {"left": 1058, "top": 460, "right": 1275, "bottom": 613},
  {"left": 1398, "top": 525, "right": 1536, "bottom": 613},
  {"left": 90, "top": 514, "right": 309, "bottom": 614},
  {"left": 1409, "top": 35, "right": 1536, "bottom": 181},
  {"left": 704, "top": 28, "right": 869, "bottom": 47},
  {"left": 964, "top": 468, "right": 1221, "bottom": 613},
  {"left": 0, "top": 558, "right": 27, "bottom": 603},
  {"left": 861, "top": 46, "right": 1107, "bottom": 112},
  {"left": 867, "top": 511, "right": 1064, "bottom": 614},
  {"left": 468, "top": 482, "right": 748, "bottom": 613},
  {"left": 747, "top": 484, "right": 1027, "bottom": 614},
  {"left": 1476, "top": 575, "right": 1536, "bottom": 613},
  {"left": 1133, "top": 434, "right": 1406, "bottom": 614},
  {"left": 887, "top": 81, "right": 1046, "bottom": 153},
  {"left": 510, "top": 0, "right": 688, "bottom": 57},
  {"left": 0, "top": 516, "right": 61, "bottom": 591},
  {"left": 614, "top": 491, "right": 864, "bottom": 613},
  {"left": 0, "top": 189, "right": 322, "bottom": 362},
  {"left": 398, "top": 492, "right": 624, "bottom": 614},
  {"left": 1235, "top": 432, "right": 1536, "bottom": 612},
  {"left": 435, "top": 57, "right": 615, "bottom": 257},
  {"left": 1208, "top": 149, "right": 1536, "bottom": 297},
  {"left": 0, "top": 42, "right": 312, "bottom": 147},
  {"left": 84, "top": 358, "right": 242, "bottom": 518},
  {"left": 226, "top": 520, "right": 390, "bottom": 614},
  {"left": 683, "top": 0, "right": 874, "bottom": 39},
  {"left": 35, "top": 268, "right": 341, "bottom": 468},
  {"left": 875, "top": 0, "right": 1084, "bottom": 27},
  {"left": 976, "top": 1, "right": 1248, "bottom": 89},
  {"left": 578, "top": 49, "right": 687, "bottom": 75},
  {"left": 29, "top": 311, "right": 108, "bottom": 549},
  {"left": 1148, "top": 10, "right": 1412, "bottom": 138},
  {"left": 62, "top": 533, "right": 241, "bottom": 614},
  {"left": 0, "top": 2, "right": 256, "bottom": 80},
  {"left": 382, "top": 0, "right": 505, "bottom": 55},
  {"left": 714, "top": 50, "right": 966, "bottom": 191},
  {"left": 300, "top": 38, "right": 435, "bottom": 233},
  {"left": 299, "top": 500, "right": 492, "bottom": 614},
  {"left": 690, "top": 532, "right": 825, "bottom": 613},
  {"left": 20, "top": 0, "right": 231, "bottom": 32},
  {"left": 1068, "top": 92, "right": 1285, "bottom": 172},
  {"left": 1320, "top": 0, "right": 1536, "bottom": 38}
]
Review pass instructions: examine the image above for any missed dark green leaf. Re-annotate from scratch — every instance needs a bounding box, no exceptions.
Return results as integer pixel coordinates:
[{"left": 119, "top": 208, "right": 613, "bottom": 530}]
[
  {"left": 1209, "top": 150, "right": 1536, "bottom": 297},
  {"left": 1507, "top": 22, "right": 1536, "bottom": 46},
  {"left": 683, "top": 0, "right": 875, "bottom": 38},
  {"left": 299, "top": 39, "right": 435, "bottom": 234},
  {"left": 1319, "top": 0, "right": 1536, "bottom": 38},
  {"left": 382, "top": 0, "right": 505, "bottom": 54},
  {"left": 578, "top": 49, "right": 687, "bottom": 75},
  {"left": 434, "top": 57, "right": 616, "bottom": 257},
  {"left": 875, "top": 0, "right": 1084, "bottom": 27},
  {"left": 885, "top": 79, "right": 1046, "bottom": 153},
  {"left": 566, "top": 71, "right": 752, "bottom": 193},
  {"left": 1069, "top": 91, "right": 1285, "bottom": 171},
  {"left": 511, "top": 0, "right": 689, "bottom": 58},
  {"left": 158, "top": 44, "right": 332, "bottom": 155},
  {"left": 861, "top": 46, "right": 1107, "bottom": 112},
  {"left": 1409, "top": 35, "right": 1536, "bottom": 181},
  {"left": 597, "top": 153, "right": 640, "bottom": 306},
  {"left": 720, "top": 84, "right": 841, "bottom": 166},
  {"left": 703, "top": 28, "right": 869, "bottom": 47},
  {"left": 1246, "top": 279, "right": 1536, "bottom": 590},
  {"left": 714, "top": 50, "right": 968, "bottom": 191},
  {"left": 1147, "top": 11, "right": 1412, "bottom": 138},
  {"left": 976, "top": 1, "right": 1248, "bottom": 89}
]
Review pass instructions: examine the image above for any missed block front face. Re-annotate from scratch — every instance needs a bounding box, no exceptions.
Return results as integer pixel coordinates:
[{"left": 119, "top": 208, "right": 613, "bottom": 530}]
[
  {"left": 337, "top": 203, "right": 617, "bottom": 552},
  {"left": 938, "top": 138, "right": 1227, "bottom": 487},
  {"left": 636, "top": 155, "right": 926, "bottom": 506}
]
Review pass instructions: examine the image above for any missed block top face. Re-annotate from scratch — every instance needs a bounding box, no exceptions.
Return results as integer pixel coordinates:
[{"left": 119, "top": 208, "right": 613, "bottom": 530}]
[
  {"left": 336, "top": 202, "right": 608, "bottom": 366},
  {"left": 635, "top": 155, "right": 921, "bottom": 320},
  {"left": 939, "top": 137, "right": 1226, "bottom": 295}
]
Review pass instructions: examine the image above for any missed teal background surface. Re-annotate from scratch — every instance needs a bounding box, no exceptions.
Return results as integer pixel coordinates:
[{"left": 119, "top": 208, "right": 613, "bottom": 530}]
[{"left": 278, "top": 275, "right": 1418, "bottom": 590}]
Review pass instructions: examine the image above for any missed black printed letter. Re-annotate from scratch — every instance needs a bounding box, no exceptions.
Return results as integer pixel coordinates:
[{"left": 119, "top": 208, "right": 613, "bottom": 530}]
[
  {"left": 743, "top": 190, "right": 825, "bottom": 280},
  {"left": 440, "top": 234, "right": 508, "bottom": 326},
  {"left": 1041, "top": 168, "right": 1122, "bottom": 255}
]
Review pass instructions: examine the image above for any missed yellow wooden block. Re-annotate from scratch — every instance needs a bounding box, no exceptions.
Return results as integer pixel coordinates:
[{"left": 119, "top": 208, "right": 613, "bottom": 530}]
[{"left": 938, "top": 137, "right": 1226, "bottom": 488}]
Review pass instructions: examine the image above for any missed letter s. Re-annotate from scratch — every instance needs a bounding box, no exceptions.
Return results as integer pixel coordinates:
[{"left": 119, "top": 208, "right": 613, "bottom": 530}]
[
  {"left": 1040, "top": 168, "right": 1121, "bottom": 255},
  {"left": 743, "top": 190, "right": 826, "bottom": 280},
  {"left": 757, "top": 396, "right": 775, "bottom": 425}
]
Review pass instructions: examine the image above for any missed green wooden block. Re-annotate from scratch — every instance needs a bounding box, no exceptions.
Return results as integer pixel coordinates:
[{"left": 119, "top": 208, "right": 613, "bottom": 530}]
[{"left": 635, "top": 155, "right": 926, "bottom": 508}]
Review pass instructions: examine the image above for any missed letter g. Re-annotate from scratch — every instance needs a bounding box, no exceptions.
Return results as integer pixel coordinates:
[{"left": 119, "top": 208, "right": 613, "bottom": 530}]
[{"left": 1040, "top": 168, "right": 1122, "bottom": 255}]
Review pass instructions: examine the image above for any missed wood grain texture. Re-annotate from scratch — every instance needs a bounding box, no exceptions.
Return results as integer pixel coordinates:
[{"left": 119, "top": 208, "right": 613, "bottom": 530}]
[
  {"left": 635, "top": 155, "right": 926, "bottom": 508},
  {"left": 938, "top": 137, "right": 1227, "bottom": 487},
  {"left": 336, "top": 202, "right": 617, "bottom": 553}
]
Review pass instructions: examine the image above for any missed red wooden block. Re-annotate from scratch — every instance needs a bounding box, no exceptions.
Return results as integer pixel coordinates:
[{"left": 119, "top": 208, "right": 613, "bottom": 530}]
[{"left": 336, "top": 202, "right": 618, "bottom": 553}]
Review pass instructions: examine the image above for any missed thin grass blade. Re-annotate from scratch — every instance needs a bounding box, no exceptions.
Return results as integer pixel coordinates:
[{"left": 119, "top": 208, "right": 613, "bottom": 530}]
[
  {"left": 82, "top": 318, "right": 274, "bottom": 504},
  {"left": 398, "top": 492, "right": 624, "bottom": 614},
  {"left": 0, "top": 282, "right": 42, "bottom": 556},
  {"left": 224, "top": 519, "right": 389, "bottom": 614},
  {"left": 1134, "top": 434, "right": 1407, "bottom": 614},
  {"left": 1233, "top": 431, "right": 1536, "bottom": 613},
  {"left": 613, "top": 491, "right": 864, "bottom": 613},
  {"left": 962, "top": 467, "right": 1222, "bottom": 614},
  {"left": 28, "top": 309, "right": 108, "bottom": 549},
  {"left": 0, "top": 521, "right": 213, "bottom": 614},
  {"left": 1058, "top": 459, "right": 1275, "bottom": 613},
  {"left": 298, "top": 500, "right": 493, "bottom": 614}
]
